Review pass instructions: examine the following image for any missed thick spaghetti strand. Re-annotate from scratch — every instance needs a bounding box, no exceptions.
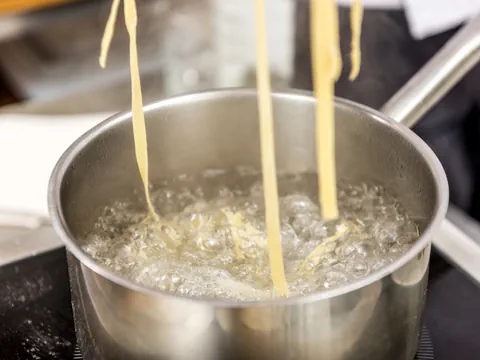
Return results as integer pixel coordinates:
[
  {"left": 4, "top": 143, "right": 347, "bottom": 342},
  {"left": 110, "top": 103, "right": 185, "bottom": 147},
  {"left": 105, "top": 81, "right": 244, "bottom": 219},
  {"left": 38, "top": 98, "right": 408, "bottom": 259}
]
[
  {"left": 124, "top": 0, "right": 157, "bottom": 217},
  {"left": 99, "top": 0, "right": 121, "bottom": 69},
  {"left": 332, "top": 0, "right": 343, "bottom": 80},
  {"left": 349, "top": 0, "right": 364, "bottom": 80},
  {"left": 254, "top": 0, "right": 288, "bottom": 296},
  {"left": 311, "top": 0, "right": 340, "bottom": 220}
]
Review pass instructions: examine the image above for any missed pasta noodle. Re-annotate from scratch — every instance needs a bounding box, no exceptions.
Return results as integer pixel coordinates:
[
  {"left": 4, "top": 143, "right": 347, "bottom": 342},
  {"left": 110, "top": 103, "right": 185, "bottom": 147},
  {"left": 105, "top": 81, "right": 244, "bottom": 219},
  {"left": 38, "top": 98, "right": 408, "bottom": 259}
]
[
  {"left": 100, "top": 0, "right": 158, "bottom": 219},
  {"left": 99, "top": 0, "right": 121, "bottom": 69},
  {"left": 311, "top": 0, "right": 340, "bottom": 221},
  {"left": 350, "top": 0, "right": 364, "bottom": 80},
  {"left": 99, "top": 0, "right": 363, "bottom": 297},
  {"left": 254, "top": 0, "right": 289, "bottom": 296}
]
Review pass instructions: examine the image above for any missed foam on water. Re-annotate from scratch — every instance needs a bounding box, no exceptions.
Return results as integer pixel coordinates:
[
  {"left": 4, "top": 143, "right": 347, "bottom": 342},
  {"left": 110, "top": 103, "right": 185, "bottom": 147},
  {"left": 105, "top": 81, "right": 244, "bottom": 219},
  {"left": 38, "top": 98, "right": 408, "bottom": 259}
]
[{"left": 82, "top": 170, "right": 419, "bottom": 300}]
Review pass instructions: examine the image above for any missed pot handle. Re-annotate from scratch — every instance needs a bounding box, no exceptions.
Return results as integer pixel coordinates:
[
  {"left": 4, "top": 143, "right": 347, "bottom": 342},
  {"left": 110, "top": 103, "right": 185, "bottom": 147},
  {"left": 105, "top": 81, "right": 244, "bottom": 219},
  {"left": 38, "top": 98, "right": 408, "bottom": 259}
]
[
  {"left": 381, "top": 14, "right": 480, "bottom": 127},
  {"left": 381, "top": 15, "right": 480, "bottom": 285}
]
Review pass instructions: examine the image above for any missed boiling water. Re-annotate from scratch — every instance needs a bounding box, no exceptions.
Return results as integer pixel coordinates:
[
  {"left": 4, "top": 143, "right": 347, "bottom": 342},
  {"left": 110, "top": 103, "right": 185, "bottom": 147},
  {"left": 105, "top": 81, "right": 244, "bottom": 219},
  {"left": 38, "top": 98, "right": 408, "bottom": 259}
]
[{"left": 82, "top": 170, "right": 419, "bottom": 301}]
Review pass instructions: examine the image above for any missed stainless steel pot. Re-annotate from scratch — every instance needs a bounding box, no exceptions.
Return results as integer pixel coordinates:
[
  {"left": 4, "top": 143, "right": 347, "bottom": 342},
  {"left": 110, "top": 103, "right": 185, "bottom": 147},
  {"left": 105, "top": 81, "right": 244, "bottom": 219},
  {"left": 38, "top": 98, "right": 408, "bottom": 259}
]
[
  {"left": 48, "top": 88, "right": 447, "bottom": 360},
  {"left": 48, "top": 15, "right": 480, "bottom": 360}
]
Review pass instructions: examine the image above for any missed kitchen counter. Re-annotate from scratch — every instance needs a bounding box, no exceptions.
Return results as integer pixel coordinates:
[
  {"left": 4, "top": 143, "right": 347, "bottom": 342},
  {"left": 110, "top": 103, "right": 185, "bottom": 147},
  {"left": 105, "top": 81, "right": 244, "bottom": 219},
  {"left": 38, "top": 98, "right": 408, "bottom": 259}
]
[{"left": 0, "top": 76, "right": 163, "bottom": 264}]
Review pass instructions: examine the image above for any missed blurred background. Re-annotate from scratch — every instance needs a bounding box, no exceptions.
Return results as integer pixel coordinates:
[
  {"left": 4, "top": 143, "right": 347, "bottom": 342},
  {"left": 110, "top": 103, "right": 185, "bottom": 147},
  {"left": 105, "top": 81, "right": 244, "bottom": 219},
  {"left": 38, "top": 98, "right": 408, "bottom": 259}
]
[{"left": 0, "top": 0, "right": 294, "bottom": 106}]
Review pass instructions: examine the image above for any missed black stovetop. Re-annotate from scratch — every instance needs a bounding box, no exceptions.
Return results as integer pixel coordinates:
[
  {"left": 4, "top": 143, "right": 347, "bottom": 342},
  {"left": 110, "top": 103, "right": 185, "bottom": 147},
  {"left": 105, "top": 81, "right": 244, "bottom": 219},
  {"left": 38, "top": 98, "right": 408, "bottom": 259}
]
[
  {"left": 0, "top": 249, "right": 479, "bottom": 360},
  {"left": 0, "top": 249, "right": 74, "bottom": 359}
]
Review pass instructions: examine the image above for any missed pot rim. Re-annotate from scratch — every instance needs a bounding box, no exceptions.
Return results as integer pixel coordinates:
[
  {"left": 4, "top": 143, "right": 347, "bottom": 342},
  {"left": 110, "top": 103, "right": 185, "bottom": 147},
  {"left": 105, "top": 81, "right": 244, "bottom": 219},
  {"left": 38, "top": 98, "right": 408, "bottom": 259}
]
[{"left": 48, "top": 88, "right": 449, "bottom": 307}]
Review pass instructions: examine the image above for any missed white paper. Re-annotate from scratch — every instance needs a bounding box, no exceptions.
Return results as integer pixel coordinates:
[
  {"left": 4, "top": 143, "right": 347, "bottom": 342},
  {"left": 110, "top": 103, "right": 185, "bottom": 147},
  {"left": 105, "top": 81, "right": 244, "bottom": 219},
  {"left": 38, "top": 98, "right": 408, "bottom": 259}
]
[
  {"left": 338, "top": 0, "right": 480, "bottom": 40},
  {"left": 403, "top": 0, "right": 480, "bottom": 40},
  {"left": 0, "top": 113, "right": 112, "bottom": 218}
]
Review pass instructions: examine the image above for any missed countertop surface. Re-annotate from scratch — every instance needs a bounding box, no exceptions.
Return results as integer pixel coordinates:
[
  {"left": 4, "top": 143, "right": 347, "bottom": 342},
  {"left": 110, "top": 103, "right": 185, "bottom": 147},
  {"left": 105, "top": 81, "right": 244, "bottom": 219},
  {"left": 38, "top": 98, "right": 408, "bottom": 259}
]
[{"left": 0, "top": 76, "right": 162, "bottom": 259}]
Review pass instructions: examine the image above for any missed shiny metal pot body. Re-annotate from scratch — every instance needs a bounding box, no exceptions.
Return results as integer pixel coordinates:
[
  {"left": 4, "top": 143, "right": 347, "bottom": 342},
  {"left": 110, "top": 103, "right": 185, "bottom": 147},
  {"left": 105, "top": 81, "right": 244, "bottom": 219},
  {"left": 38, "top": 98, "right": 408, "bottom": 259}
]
[{"left": 49, "top": 90, "right": 448, "bottom": 360}]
